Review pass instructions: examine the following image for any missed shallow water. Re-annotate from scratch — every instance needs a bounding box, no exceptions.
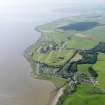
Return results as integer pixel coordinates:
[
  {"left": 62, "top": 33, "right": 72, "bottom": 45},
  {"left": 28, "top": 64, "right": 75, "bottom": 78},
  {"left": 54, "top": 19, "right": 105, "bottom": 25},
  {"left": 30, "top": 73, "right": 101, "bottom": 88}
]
[
  {"left": 60, "top": 22, "right": 99, "bottom": 31},
  {"left": 0, "top": 1, "right": 72, "bottom": 105},
  {"left": 0, "top": 21, "right": 57, "bottom": 105}
]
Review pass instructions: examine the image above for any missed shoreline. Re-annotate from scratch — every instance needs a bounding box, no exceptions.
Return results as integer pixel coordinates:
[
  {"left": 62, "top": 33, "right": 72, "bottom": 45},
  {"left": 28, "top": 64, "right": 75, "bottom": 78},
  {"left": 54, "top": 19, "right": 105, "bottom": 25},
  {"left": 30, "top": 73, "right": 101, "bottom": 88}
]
[
  {"left": 24, "top": 50, "right": 63, "bottom": 105},
  {"left": 48, "top": 89, "right": 57, "bottom": 105},
  {"left": 25, "top": 22, "right": 67, "bottom": 105},
  {"left": 49, "top": 87, "right": 64, "bottom": 105}
]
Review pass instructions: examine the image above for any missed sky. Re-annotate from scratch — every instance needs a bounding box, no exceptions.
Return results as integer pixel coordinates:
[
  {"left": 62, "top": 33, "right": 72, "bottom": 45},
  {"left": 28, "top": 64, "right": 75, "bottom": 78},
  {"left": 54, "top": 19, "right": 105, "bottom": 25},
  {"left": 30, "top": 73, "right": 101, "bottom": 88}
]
[
  {"left": 0, "top": 0, "right": 105, "bottom": 11},
  {"left": 0, "top": 0, "right": 105, "bottom": 21}
]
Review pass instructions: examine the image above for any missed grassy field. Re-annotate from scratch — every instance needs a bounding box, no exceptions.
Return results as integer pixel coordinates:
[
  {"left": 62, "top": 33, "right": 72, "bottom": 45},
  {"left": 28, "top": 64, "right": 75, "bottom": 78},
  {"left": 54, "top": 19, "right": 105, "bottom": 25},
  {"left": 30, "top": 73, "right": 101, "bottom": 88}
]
[
  {"left": 66, "top": 35, "right": 98, "bottom": 49},
  {"left": 77, "top": 64, "right": 92, "bottom": 74},
  {"left": 62, "top": 84, "right": 105, "bottom": 105},
  {"left": 93, "top": 53, "right": 105, "bottom": 88},
  {"left": 85, "top": 26, "right": 105, "bottom": 42},
  {"left": 59, "top": 53, "right": 105, "bottom": 105},
  {"left": 33, "top": 50, "right": 75, "bottom": 67}
]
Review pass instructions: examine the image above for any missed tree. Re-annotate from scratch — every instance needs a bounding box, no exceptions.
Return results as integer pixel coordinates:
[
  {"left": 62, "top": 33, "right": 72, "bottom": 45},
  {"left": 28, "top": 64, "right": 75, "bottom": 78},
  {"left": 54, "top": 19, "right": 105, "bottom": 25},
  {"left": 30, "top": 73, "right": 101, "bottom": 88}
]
[{"left": 88, "top": 67, "right": 98, "bottom": 78}]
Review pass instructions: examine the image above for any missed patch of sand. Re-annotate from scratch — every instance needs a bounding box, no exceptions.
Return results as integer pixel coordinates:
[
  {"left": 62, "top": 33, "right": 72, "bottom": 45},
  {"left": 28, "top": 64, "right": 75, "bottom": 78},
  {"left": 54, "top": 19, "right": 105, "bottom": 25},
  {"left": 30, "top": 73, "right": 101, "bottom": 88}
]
[
  {"left": 71, "top": 52, "right": 82, "bottom": 62},
  {"left": 50, "top": 87, "right": 64, "bottom": 105}
]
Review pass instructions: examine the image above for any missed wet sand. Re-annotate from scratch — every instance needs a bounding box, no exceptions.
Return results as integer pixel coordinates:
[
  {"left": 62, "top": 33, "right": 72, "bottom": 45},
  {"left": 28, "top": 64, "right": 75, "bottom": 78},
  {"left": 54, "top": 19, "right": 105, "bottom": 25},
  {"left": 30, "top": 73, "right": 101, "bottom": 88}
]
[{"left": 50, "top": 87, "right": 64, "bottom": 105}]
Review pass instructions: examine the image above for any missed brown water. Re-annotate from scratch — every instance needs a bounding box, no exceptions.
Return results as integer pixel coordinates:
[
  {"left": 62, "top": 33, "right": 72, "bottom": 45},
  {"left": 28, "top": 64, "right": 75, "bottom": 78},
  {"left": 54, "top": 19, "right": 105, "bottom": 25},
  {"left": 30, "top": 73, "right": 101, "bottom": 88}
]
[
  {"left": 0, "top": 7, "right": 69, "bottom": 105},
  {"left": 0, "top": 1, "right": 80, "bottom": 105},
  {"left": 0, "top": 21, "right": 56, "bottom": 105}
]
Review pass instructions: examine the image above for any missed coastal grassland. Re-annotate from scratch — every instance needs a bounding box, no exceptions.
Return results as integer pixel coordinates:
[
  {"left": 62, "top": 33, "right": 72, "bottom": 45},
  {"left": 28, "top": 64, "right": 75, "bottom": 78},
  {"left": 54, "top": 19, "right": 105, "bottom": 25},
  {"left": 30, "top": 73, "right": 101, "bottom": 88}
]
[
  {"left": 42, "top": 31, "right": 73, "bottom": 42},
  {"left": 61, "top": 84, "right": 105, "bottom": 105},
  {"left": 26, "top": 54, "right": 67, "bottom": 89},
  {"left": 32, "top": 50, "right": 75, "bottom": 67},
  {"left": 25, "top": 14, "right": 105, "bottom": 105},
  {"left": 38, "top": 18, "right": 104, "bottom": 50},
  {"left": 84, "top": 25, "right": 105, "bottom": 42},
  {"left": 66, "top": 35, "right": 98, "bottom": 49},
  {"left": 28, "top": 60, "right": 66, "bottom": 88},
  {"left": 93, "top": 53, "right": 105, "bottom": 88}
]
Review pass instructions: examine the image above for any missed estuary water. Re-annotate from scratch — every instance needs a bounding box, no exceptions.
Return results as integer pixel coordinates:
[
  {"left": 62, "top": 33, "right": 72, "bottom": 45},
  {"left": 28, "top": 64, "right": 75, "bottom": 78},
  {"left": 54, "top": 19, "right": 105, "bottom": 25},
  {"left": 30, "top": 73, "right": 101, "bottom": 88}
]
[{"left": 0, "top": 1, "right": 73, "bottom": 105}]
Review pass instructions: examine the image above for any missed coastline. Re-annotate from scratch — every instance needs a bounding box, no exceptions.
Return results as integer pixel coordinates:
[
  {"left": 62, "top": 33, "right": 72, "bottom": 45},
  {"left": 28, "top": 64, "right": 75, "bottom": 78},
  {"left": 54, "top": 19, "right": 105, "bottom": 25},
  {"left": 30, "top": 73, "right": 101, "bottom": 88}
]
[
  {"left": 48, "top": 89, "right": 57, "bottom": 105},
  {"left": 26, "top": 16, "right": 79, "bottom": 105},
  {"left": 25, "top": 25, "right": 65, "bottom": 105},
  {"left": 50, "top": 87, "right": 64, "bottom": 105}
]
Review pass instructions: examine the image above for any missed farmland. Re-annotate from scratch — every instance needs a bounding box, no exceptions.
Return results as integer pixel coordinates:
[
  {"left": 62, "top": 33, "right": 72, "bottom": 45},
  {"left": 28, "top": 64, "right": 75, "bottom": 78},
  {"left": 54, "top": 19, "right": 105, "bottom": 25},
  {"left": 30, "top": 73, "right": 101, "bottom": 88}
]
[{"left": 25, "top": 13, "right": 105, "bottom": 105}]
